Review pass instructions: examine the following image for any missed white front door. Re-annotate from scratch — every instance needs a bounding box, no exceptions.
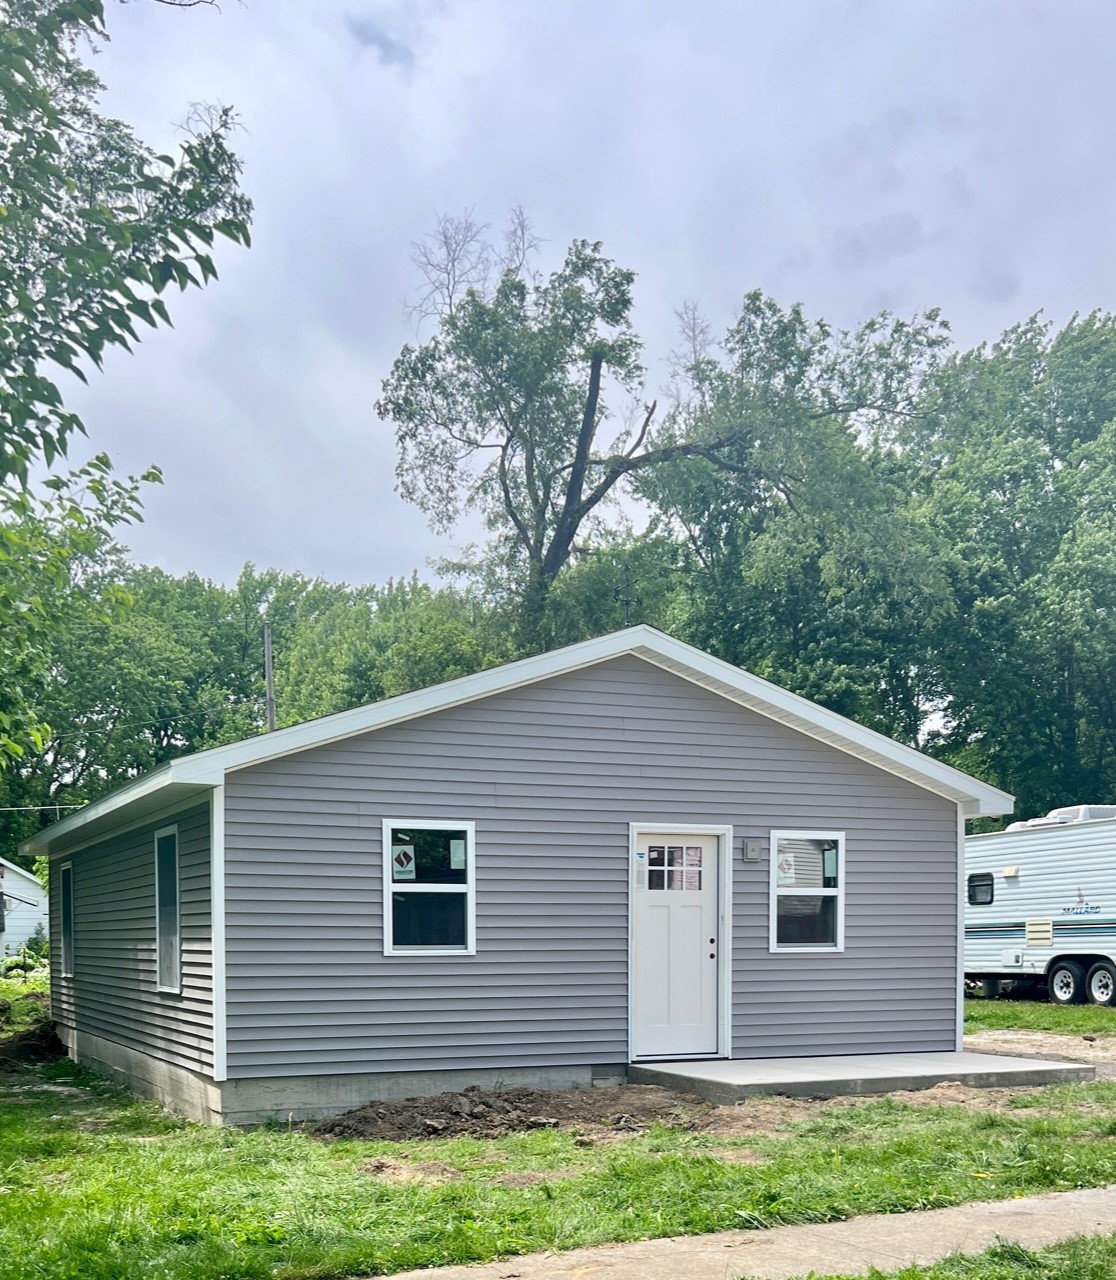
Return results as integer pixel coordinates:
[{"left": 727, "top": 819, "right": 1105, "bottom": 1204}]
[{"left": 631, "top": 831, "right": 720, "bottom": 1059}]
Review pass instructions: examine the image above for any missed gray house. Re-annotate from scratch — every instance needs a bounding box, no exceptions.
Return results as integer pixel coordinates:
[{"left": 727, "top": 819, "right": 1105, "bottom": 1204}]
[{"left": 22, "top": 627, "right": 1012, "bottom": 1124}]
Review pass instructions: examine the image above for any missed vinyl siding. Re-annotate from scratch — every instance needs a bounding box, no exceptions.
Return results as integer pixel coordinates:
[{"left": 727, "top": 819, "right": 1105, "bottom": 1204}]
[
  {"left": 222, "top": 655, "right": 959, "bottom": 1077},
  {"left": 49, "top": 803, "right": 213, "bottom": 1074}
]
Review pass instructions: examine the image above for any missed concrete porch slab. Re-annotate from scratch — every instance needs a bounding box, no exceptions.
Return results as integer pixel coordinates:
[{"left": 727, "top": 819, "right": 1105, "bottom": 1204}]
[{"left": 627, "top": 1050, "right": 1094, "bottom": 1103}]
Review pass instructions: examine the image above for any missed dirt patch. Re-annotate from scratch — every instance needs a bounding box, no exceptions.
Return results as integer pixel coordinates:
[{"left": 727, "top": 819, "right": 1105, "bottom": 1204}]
[
  {"left": 358, "top": 1156, "right": 457, "bottom": 1183},
  {"left": 312, "top": 1064, "right": 1109, "bottom": 1149},
  {"left": 966, "top": 1029, "right": 1116, "bottom": 1065},
  {"left": 314, "top": 1084, "right": 711, "bottom": 1142},
  {"left": 701, "top": 1096, "right": 819, "bottom": 1138},
  {"left": 0, "top": 1020, "right": 64, "bottom": 1064}
]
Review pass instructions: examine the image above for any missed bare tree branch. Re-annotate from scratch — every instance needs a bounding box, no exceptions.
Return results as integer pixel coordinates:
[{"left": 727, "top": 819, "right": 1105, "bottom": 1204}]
[
  {"left": 407, "top": 209, "right": 492, "bottom": 323},
  {"left": 496, "top": 205, "right": 542, "bottom": 279}
]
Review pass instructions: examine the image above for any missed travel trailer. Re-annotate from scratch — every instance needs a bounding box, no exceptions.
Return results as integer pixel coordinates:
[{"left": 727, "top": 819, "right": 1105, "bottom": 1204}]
[{"left": 965, "top": 806, "right": 1116, "bottom": 1005}]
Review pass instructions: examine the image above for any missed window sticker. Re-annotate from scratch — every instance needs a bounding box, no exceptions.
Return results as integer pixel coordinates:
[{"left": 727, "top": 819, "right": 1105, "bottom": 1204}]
[
  {"left": 449, "top": 839, "right": 467, "bottom": 870},
  {"left": 391, "top": 844, "right": 416, "bottom": 880}
]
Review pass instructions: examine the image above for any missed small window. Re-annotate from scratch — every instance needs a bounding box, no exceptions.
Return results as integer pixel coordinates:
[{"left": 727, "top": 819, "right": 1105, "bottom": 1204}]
[
  {"left": 59, "top": 862, "right": 74, "bottom": 977},
  {"left": 770, "top": 831, "right": 845, "bottom": 952},
  {"left": 967, "top": 872, "right": 994, "bottom": 906},
  {"left": 382, "top": 820, "right": 475, "bottom": 955},
  {"left": 154, "top": 826, "right": 181, "bottom": 993}
]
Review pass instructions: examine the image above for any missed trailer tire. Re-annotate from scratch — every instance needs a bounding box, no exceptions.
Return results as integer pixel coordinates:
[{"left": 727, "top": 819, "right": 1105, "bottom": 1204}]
[
  {"left": 1048, "top": 959, "right": 1086, "bottom": 1005},
  {"left": 1086, "top": 961, "right": 1116, "bottom": 1007}
]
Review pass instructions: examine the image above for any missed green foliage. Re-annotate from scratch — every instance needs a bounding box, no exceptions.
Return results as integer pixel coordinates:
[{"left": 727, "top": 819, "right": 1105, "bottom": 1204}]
[
  {"left": 0, "top": 455, "right": 156, "bottom": 770},
  {"left": 965, "top": 996, "right": 1116, "bottom": 1038},
  {"left": 0, "top": 969, "right": 48, "bottom": 1030},
  {"left": 4, "top": 1063, "right": 1116, "bottom": 1277},
  {"left": 807, "top": 1234, "right": 1116, "bottom": 1280},
  {"left": 0, "top": 0, "right": 252, "bottom": 484},
  {"left": 0, "top": 0, "right": 250, "bottom": 780},
  {"left": 905, "top": 313, "right": 1116, "bottom": 815}
]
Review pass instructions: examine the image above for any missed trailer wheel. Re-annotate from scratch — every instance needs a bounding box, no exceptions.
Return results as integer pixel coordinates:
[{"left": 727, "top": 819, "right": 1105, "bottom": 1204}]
[
  {"left": 1048, "top": 959, "right": 1086, "bottom": 1005},
  {"left": 1086, "top": 961, "right": 1116, "bottom": 1007}
]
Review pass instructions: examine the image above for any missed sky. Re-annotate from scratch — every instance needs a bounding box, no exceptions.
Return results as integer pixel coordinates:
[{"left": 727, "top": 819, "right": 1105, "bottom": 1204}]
[{"left": 66, "top": 0, "right": 1116, "bottom": 587}]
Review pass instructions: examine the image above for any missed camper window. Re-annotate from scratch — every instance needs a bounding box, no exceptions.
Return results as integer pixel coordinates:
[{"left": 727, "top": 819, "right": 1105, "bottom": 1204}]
[{"left": 967, "top": 872, "right": 994, "bottom": 906}]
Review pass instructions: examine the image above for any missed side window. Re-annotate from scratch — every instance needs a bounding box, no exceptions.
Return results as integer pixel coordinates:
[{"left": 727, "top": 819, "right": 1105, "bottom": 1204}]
[
  {"left": 770, "top": 831, "right": 844, "bottom": 952},
  {"left": 383, "top": 821, "right": 475, "bottom": 955},
  {"left": 967, "top": 872, "right": 994, "bottom": 906},
  {"left": 154, "top": 826, "right": 181, "bottom": 993},
  {"left": 60, "top": 862, "right": 74, "bottom": 977}
]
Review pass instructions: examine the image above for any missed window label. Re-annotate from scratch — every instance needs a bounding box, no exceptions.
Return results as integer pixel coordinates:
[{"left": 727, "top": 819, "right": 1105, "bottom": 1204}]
[
  {"left": 392, "top": 845, "right": 416, "bottom": 880},
  {"left": 449, "top": 839, "right": 466, "bottom": 870}
]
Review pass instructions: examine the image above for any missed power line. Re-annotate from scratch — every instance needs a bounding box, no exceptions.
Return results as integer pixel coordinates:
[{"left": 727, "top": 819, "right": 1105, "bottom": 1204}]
[{"left": 0, "top": 805, "right": 84, "bottom": 812}]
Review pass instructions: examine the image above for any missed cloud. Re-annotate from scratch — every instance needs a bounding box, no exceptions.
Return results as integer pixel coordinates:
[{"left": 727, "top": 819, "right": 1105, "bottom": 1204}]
[
  {"left": 833, "top": 212, "right": 927, "bottom": 269},
  {"left": 344, "top": 13, "right": 414, "bottom": 68},
  {"left": 971, "top": 264, "right": 1020, "bottom": 304}
]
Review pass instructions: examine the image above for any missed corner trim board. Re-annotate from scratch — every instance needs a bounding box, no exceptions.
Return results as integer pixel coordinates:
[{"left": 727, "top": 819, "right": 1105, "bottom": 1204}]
[{"left": 211, "top": 787, "right": 227, "bottom": 1082}]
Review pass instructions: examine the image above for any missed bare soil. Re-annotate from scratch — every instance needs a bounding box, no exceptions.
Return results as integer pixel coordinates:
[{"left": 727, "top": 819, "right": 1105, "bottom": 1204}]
[
  {"left": 966, "top": 1028, "right": 1116, "bottom": 1066},
  {"left": 313, "top": 1083, "right": 712, "bottom": 1141},
  {"left": 0, "top": 1020, "right": 63, "bottom": 1064},
  {"left": 312, "top": 1077, "right": 1054, "bottom": 1147}
]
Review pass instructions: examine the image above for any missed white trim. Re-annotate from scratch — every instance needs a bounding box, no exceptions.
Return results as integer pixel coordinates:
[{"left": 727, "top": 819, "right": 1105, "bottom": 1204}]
[
  {"left": 0, "top": 856, "right": 42, "bottom": 889},
  {"left": 210, "top": 786, "right": 227, "bottom": 1082},
  {"left": 769, "top": 830, "right": 846, "bottom": 954},
  {"left": 20, "top": 627, "right": 1013, "bottom": 858},
  {"left": 59, "top": 861, "right": 74, "bottom": 979},
  {"left": 956, "top": 803, "right": 966, "bottom": 1052},
  {"left": 41, "top": 793, "right": 214, "bottom": 862},
  {"left": 381, "top": 819, "right": 476, "bottom": 957},
  {"left": 153, "top": 825, "right": 181, "bottom": 994},
  {"left": 627, "top": 822, "right": 734, "bottom": 1061}
]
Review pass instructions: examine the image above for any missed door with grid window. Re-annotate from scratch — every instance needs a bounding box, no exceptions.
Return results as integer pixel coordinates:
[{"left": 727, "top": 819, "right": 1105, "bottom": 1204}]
[{"left": 631, "top": 832, "right": 719, "bottom": 1058}]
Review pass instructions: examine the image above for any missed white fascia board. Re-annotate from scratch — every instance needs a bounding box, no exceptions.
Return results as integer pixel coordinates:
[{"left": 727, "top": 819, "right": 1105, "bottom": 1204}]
[
  {"left": 19, "top": 625, "right": 1013, "bottom": 852},
  {"left": 626, "top": 633, "right": 1015, "bottom": 817},
  {"left": 18, "top": 758, "right": 220, "bottom": 857},
  {"left": 185, "top": 629, "right": 660, "bottom": 776}
]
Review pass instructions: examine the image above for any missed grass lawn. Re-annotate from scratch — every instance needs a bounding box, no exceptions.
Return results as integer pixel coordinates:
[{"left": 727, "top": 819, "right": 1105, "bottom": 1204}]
[
  {"left": 965, "top": 996, "right": 1116, "bottom": 1037},
  {"left": 5, "top": 1064, "right": 1116, "bottom": 1279},
  {"left": 801, "top": 1234, "right": 1116, "bottom": 1279}
]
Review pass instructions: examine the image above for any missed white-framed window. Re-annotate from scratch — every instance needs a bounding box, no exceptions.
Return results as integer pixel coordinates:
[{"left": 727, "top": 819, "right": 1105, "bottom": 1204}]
[
  {"left": 382, "top": 819, "right": 476, "bottom": 956},
  {"left": 154, "top": 825, "right": 181, "bottom": 993},
  {"left": 769, "top": 830, "right": 845, "bottom": 953},
  {"left": 59, "top": 861, "right": 74, "bottom": 977}
]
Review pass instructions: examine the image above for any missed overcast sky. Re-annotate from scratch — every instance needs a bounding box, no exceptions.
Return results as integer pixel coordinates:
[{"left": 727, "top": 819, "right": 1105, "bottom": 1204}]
[{"left": 67, "top": 0, "right": 1116, "bottom": 587}]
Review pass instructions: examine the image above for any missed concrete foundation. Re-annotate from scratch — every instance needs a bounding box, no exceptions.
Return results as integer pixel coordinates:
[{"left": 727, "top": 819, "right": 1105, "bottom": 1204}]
[
  {"left": 628, "top": 1050, "right": 1095, "bottom": 1104},
  {"left": 59, "top": 1027, "right": 625, "bottom": 1125},
  {"left": 59, "top": 1026, "right": 222, "bottom": 1125},
  {"left": 219, "top": 1063, "right": 622, "bottom": 1126}
]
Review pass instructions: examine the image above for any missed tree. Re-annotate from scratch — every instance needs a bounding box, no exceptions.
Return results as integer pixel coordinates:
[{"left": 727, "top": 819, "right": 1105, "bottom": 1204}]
[
  {"left": 0, "top": 0, "right": 251, "bottom": 765},
  {"left": 906, "top": 313, "right": 1116, "bottom": 817},
  {"left": 379, "top": 218, "right": 947, "bottom": 648}
]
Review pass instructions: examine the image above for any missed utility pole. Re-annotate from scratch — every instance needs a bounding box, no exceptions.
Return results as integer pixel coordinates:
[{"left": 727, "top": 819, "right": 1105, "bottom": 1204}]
[{"left": 263, "top": 621, "right": 276, "bottom": 732}]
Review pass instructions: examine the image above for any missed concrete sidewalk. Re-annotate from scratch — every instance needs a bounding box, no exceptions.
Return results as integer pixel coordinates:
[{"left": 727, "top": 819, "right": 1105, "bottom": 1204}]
[{"left": 383, "top": 1185, "right": 1116, "bottom": 1280}]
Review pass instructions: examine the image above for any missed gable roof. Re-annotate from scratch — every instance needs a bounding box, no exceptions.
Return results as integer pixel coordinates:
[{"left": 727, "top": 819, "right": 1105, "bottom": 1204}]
[
  {"left": 21, "top": 625, "right": 1013, "bottom": 856},
  {"left": 0, "top": 856, "right": 42, "bottom": 888}
]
